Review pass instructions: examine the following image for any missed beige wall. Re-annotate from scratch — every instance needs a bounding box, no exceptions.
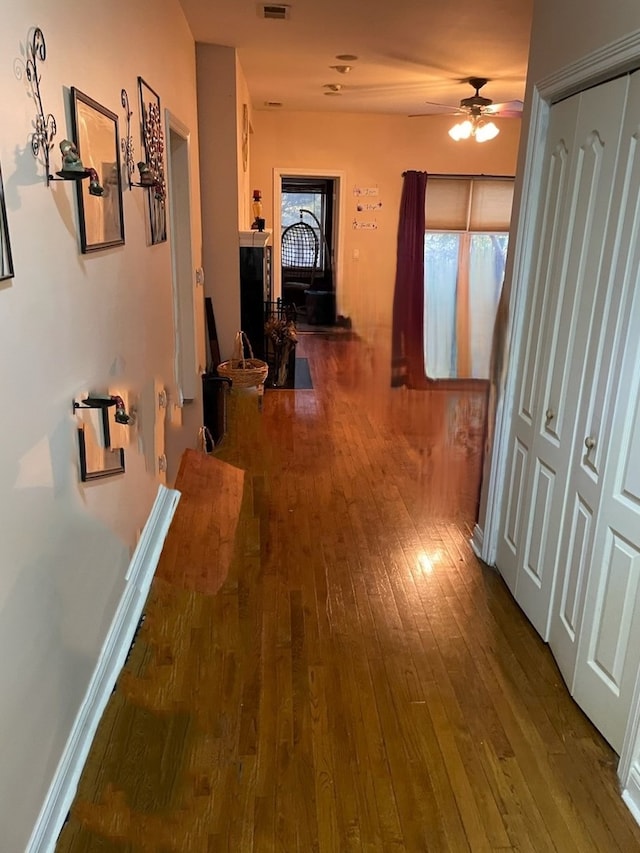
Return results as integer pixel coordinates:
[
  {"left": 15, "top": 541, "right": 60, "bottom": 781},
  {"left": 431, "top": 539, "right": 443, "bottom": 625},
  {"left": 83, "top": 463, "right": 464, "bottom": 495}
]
[
  {"left": 528, "top": 0, "right": 640, "bottom": 83},
  {"left": 197, "top": 44, "right": 243, "bottom": 359},
  {"left": 251, "top": 110, "right": 521, "bottom": 345},
  {"left": 236, "top": 58, "right": 253, "bottom": 230},
  {"left": 0, "top": 3, "right": 200, "bottom": 848}
]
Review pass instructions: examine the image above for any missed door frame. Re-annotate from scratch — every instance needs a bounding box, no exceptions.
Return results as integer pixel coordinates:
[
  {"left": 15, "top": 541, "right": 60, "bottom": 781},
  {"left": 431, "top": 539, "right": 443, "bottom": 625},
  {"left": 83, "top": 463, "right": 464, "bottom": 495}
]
[
  {"left": 272, "top": 167, "right": 346, "bottom": 308},
  {"left": 478, "top": 29, "right": 640, "bottom": 790},
  {"left": 164, "top": 110, "right": 201, "bottom": 403}
]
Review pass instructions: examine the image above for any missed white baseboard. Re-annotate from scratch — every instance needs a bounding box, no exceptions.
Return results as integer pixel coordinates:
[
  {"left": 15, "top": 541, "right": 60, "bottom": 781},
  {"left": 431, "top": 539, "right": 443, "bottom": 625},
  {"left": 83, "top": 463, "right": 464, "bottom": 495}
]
[
  {"left": 27, "top": 485, "right": 181, "bottom": 853},
  {"left": 623, "top": 764, "right": 640, "bottom": 828},
  {"left": 470, "top": 523, "right": 485, "bottom": 562}
]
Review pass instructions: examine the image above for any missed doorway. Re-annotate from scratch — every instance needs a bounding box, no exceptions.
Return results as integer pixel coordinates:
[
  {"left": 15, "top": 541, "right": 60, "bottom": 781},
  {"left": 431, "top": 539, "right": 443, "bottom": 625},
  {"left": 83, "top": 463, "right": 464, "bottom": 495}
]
[
  {"left": 281, "top": 176, "right": 334, "bottom": 290},
  {"left": 272, "top": 168, "right": 346, "bottom": 327},
  {"left": 163, "top": 111, "right": 205, "bottom": 485},
  {"left": 166, "top": 115, "right": 199, "bottom": 402}
]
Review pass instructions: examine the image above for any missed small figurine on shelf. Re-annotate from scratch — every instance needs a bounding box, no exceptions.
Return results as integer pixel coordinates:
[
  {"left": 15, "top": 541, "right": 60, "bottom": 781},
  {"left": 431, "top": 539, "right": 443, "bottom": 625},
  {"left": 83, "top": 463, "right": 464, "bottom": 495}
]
[
  {"left": 137, "top": 162, "right": 164, "bottom": 201},
  {"left": 251, "top": 189, "right": 265, "bottom": 232},
  {"left": 137, "top": 161, "right": 156, "bottom": 187},
  {"left": 111, "top": 395, "right": 132, "bottom": 425},
  {"left": 58, "top": 139, "right": 86, "bottom": 177},
  {"left": 87, "top": 167, "right": 104, "bottom": 197}
]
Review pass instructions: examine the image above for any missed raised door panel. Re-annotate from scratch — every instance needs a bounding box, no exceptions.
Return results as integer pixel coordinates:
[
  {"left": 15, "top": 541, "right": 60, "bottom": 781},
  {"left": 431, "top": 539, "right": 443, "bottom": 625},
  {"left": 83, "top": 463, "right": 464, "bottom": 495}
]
[
  {"left": 552, "top": 494, "right": 593, "bottom": 679},
  {"left": 503, "top": 439, "right": 528, "bottom": 566},
  {"left": 519, "top": 141, "right": 570, "bottom": 424},
  {"left": 522, "top": 459, "right": 555, "bottom": 590},
  {"left": 575, "top": 379, "right": 640, "bottom": 752},
  {"left": 576, "top": 530, "right": 640, "bottom": 752}
]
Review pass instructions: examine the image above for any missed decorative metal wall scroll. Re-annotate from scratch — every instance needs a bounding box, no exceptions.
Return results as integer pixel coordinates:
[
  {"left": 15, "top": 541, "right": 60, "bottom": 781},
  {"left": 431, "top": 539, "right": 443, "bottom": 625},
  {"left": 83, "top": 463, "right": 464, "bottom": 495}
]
[{"left": 24, "top": 27, "right": 57, "bottom": 185}]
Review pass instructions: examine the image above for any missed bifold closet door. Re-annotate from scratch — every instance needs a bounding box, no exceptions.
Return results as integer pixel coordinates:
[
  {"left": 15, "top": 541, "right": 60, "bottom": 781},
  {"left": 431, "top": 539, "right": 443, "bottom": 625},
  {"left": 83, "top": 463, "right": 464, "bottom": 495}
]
[
  {"left": 496, "top": 75, "right": 629, "bottom": 641},
  {"left": 561, "top": 71, "right": 640, "bottom": 753},
  {"left": 495, "top": 93, "right": 578, "bottom": 623},
  {"left": 549, "top": 74, "right": 640, "bottom": 748}
]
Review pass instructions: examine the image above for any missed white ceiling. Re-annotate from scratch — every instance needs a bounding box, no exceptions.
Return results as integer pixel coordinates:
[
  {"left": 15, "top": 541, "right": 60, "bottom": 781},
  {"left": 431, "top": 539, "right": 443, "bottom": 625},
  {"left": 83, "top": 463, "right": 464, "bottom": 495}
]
[{"left": 178, "top": 0, "right": 533, "bottom": 117}]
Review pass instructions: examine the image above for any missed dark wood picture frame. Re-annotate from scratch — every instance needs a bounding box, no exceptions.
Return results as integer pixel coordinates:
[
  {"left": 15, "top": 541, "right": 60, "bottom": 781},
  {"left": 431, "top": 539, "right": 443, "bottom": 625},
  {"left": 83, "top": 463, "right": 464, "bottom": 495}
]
[
  {"left": 71, "top": 87, "right": 125, "bottom": 253},
  {"left": 138, "top": 77, "right": 167, "bottom": 245},
  {"left": 0, "top": 162, "right": 14, "bottom": 281}
]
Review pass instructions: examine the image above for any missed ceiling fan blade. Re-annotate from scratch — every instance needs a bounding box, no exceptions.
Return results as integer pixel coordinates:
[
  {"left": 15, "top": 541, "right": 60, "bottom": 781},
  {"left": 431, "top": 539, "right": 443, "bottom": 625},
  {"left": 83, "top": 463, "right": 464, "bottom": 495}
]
[
  {"left": 422, "top": 100, "right": 461, "bottom": 113},
  {"left": 484, "top": 99, "right": 524, "bottom": 116}
]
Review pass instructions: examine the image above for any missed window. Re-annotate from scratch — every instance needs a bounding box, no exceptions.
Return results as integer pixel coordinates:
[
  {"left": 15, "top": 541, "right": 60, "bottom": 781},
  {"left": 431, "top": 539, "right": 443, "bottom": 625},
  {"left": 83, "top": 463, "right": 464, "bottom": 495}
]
[{"left": 424, "top": 177, "right": 513, "bottom": 379}]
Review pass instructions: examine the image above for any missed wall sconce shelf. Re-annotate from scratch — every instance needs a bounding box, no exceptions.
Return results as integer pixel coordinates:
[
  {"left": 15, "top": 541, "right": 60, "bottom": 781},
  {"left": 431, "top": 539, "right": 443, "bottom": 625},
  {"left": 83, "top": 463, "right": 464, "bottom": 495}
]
[
  {"left": 120, "top": 88, "right": 161, "bottom": 194},
  {"left": 24, "top": 28, "right": 103, "bottom": 192}
]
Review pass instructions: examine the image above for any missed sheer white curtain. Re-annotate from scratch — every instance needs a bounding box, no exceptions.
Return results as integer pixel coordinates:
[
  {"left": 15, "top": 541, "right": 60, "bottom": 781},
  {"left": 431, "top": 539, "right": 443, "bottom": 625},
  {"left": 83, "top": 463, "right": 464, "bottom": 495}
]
[
  {"left": 424, "top": 232, "right": 507, "bottom": 379},
  {"left": 469, "top": 234, "right": 508, "bottom": 378},
  {"left": 424, "top": 233, "right": 459, "bottom": 378}
]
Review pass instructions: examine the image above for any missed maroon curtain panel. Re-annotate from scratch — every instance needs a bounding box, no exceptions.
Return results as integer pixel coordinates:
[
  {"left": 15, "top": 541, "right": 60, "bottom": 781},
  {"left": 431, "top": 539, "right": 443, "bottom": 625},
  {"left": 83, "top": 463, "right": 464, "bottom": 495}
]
[{"left": 391, "top": 170, "right": 428, "bottom": 388}]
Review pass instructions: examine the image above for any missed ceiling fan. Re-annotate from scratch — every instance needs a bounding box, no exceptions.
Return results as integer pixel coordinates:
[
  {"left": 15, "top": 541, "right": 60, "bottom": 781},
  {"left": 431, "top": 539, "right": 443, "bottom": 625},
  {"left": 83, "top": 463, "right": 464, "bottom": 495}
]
[
  {"left": 415, "top": 77, "right": 524, "bottom": 118},
  {"left": 411, "top": 77, "right": 524, "bottom": 141}
]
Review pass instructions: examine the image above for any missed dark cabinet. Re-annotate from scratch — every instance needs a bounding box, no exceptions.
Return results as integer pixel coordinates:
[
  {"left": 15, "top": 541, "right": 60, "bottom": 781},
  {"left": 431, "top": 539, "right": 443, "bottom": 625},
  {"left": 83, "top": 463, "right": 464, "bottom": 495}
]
[
  {"left": 202, "top": 374, "right": 231, "bottom": 449},
  {"left": 239, "top": 231, "right": 272, "bottom": 360}
]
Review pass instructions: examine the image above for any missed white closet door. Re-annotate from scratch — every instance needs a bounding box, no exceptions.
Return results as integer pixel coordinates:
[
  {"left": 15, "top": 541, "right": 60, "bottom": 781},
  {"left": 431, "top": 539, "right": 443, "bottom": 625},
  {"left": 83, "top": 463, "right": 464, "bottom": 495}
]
[
  {"left": 549, "top": 71, "right": 640, "bottom": 701},
  {"left": 567, "top": 72, "right": 640, "bottom": 751},
  {"left": 497, "top": 75, "right": 629, "bottom": 639},
  {"left": 496, "top": 94, "right": 578, "bottom": 607}
]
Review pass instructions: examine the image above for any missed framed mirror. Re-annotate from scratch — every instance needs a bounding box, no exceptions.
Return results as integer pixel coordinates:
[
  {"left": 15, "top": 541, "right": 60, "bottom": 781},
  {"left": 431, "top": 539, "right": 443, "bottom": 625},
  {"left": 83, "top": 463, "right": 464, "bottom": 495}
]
[
  {"left": 76, "top": 403, "right": 125, "bottom": 481},
  {"left": 71, "top": 88, "right": 125, "bottom": 253}
]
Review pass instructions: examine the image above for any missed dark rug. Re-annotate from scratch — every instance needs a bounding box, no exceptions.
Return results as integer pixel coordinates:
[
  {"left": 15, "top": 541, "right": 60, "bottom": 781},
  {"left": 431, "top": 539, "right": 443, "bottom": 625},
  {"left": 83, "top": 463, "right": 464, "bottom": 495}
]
[
  {"left": 294, "top": 358, "right": 313, "bottom": 389},
  {"left": 266, "top": 358, "right": 313, "bottom": 390}
]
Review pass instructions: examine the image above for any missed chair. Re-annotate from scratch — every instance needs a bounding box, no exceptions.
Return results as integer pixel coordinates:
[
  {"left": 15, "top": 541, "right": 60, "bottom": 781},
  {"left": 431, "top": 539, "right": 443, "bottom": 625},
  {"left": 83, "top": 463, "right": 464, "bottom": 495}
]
[{"left": 281, "top": 221, "right": 319, "bottom": 308}]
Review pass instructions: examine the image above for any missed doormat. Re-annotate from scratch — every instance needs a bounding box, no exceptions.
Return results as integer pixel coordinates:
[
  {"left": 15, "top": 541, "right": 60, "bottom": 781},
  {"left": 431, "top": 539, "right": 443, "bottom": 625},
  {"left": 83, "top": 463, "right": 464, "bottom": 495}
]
[{"left": 265, "top": 358, "right": 313, "bottom": 390}]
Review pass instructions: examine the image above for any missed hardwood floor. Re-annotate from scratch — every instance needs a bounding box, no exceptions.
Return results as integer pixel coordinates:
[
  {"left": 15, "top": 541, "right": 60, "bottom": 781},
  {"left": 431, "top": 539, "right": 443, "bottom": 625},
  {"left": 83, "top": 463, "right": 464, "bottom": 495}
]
[{"left": 57, "top": 333, "right": 640, "bottom": 851}]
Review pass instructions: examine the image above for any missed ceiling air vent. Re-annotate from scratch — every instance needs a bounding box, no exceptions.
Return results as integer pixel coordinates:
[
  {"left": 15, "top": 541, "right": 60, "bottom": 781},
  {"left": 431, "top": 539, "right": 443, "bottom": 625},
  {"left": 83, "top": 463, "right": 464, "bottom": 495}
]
[{"left": 260, "top": 4, "right": 290, "bottom": 20}]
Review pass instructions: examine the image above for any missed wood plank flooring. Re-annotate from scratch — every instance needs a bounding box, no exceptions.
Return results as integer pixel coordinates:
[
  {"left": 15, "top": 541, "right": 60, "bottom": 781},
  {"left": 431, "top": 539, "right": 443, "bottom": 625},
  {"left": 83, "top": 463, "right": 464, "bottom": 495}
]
[{"left": 57, "top": 333, "right": 640, "bottom": 851}]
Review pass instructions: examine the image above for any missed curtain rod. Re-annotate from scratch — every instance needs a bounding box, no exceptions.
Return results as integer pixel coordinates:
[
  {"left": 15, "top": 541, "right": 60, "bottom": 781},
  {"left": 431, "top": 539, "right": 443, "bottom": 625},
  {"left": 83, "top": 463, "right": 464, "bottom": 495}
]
[{"left": 401, "top": 171, "right": 514, "bottom": 180}]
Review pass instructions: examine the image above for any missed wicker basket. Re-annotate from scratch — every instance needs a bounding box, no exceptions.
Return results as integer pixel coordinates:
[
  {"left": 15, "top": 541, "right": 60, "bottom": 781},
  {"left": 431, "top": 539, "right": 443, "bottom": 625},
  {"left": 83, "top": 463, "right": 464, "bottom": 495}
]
[{"left": 217, "top": 331, "right": 268, "bottom": 389}]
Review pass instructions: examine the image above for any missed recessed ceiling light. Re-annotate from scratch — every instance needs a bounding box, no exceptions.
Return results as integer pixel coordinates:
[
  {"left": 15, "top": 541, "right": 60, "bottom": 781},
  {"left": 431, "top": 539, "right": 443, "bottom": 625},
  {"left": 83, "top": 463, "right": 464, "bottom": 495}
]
[
  {"left": 335, "top": 54, "right": 358, "bottom": 61},
  {"left": 324, "top": 83, "right": 343, "bottom": 92},
  {"left": 331, "top": 65, "right": 352, "bottom": 74}
]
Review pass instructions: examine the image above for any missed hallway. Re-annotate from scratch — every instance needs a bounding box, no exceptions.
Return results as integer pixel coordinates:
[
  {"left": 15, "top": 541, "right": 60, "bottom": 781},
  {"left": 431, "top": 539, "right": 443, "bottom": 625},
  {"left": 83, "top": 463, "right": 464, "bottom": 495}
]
[{"left": 57, "top": 333, "right": 640, "bottom": 851}]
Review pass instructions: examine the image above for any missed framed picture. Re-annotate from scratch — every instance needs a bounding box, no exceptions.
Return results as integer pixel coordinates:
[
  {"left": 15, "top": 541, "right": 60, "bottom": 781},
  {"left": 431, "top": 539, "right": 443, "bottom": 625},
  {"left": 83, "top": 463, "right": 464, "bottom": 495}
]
[
  {"left": 71, "top": 88, "right": 125, "bottom": 253},
  {"left": 76, "top": 404, "right": 125, "bottom": 481},
  {"left": 0, "top": 162, "right": 14, "bottom": 281},
  {"left": 138, "top": 77, "right": 167, "bottom": 245}
]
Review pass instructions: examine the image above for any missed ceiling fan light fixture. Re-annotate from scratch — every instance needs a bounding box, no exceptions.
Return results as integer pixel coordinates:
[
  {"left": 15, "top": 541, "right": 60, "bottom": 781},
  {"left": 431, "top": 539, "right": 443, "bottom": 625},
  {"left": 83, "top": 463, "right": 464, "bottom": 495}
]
[
  {"left": 448, "top": 116, "right": 500, "bottom": 142},
  {"left": 474, "top": 120, "right": 499, "bottom": 142},
  {"left": 448, "top": 119, "right": 473, "bottom": 141}
]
